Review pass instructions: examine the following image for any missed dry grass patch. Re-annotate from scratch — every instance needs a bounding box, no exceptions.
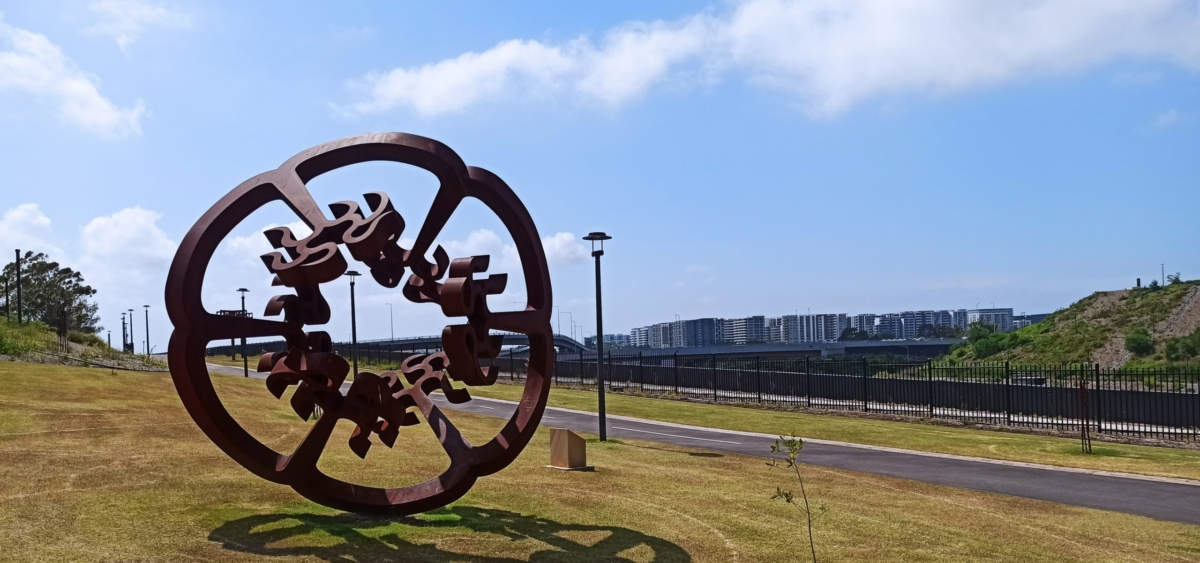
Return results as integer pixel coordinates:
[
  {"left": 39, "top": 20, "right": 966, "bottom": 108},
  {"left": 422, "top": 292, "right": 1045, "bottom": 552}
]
[{"left": 0, "top": 362, "right": 1198, "bottom": 561}]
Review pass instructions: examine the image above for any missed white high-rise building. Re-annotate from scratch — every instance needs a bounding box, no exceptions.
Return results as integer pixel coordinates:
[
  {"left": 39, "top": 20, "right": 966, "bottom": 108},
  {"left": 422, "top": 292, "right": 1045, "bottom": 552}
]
[{"left": 967, "top": 308, "right": 1015, "bottom": 332}]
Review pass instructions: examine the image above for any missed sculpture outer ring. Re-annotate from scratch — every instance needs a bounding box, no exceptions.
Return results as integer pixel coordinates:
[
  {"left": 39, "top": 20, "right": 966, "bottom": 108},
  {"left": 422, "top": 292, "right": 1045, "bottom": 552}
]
[{"left": 165, "top": 133, "right": 553, "bottom": 514}]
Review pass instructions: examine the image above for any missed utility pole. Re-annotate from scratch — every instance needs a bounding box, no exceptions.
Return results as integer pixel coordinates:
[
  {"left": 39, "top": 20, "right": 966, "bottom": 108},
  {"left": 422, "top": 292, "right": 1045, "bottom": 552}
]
[
  {"left": 583, "top": 232, "right": 612, "bottom": 441},
  {"left": 387, "top": 302, "right": 394, "bottom": 342}
]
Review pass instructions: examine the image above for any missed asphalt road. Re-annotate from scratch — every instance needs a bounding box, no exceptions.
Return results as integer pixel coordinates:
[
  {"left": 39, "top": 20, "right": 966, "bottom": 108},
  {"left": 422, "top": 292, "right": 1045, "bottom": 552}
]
[{"left": 205, "top": 363, "right": 1200, "bottom": 525}]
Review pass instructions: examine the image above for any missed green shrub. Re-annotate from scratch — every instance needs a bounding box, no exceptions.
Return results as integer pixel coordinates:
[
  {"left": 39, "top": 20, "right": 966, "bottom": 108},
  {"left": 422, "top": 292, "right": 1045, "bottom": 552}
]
[
  {"left": 0, "top": 319, "right": 56, "bottom": 356},
  {"left": 1164, "top": 327, "right": 1200, "bottom": 362},
  {"left": 67, "top": 330, "right": 106, "bottom": 348},
  {"left": 1124, "top": 327, "right": 1155, "bottom": 357}
]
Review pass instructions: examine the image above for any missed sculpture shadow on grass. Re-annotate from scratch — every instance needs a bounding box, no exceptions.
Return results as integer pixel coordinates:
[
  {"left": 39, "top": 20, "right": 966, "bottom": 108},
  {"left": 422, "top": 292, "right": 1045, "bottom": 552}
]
[{"left": 209, "top": 505, "right": 692, "bottom": 562}]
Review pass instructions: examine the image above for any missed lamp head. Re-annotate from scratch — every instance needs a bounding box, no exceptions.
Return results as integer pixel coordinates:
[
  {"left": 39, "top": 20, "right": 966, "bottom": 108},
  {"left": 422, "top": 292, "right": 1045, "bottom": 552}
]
[
  {"left": 582, "top": 231, "right": 611, "bottom": 254},
  {"left": 237, "top": 288, "right": 249, "bottom": 294}
]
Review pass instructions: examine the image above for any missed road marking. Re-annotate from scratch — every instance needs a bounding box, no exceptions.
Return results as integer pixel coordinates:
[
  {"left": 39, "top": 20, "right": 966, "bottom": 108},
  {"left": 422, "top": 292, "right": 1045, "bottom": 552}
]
[
  {"left": 612, "top": 426, "right": 741, "bottom": 445},
  {"left": 477, "top": 405, "right": 495, "bottom": 409}
]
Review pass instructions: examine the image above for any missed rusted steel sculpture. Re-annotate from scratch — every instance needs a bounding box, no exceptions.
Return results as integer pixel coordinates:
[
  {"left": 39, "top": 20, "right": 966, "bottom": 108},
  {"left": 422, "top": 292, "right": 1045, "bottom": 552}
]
[{"left": 165, "top": 133, "right": 553, "bottom": 514}]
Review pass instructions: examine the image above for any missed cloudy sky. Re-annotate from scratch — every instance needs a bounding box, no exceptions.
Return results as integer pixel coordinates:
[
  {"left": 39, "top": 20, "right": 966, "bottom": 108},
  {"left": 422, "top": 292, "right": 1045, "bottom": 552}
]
[{"left": 1, "top": 0, "right": 1198, "bottom": 349}]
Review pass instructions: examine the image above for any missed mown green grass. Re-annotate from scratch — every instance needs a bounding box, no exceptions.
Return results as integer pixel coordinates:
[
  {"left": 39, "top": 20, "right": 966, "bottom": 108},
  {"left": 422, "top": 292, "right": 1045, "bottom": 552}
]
[
  {"left": 471, "top": 382, "right": 1200, "bottom": 481},
  {"left": 3, "top": 362, "right": 1200, "bottom": 562}
]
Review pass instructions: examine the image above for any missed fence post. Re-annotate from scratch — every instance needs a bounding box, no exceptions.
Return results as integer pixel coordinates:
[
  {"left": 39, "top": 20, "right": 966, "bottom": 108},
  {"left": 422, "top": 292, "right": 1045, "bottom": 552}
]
[
  {"left": 861, "top": 357, "right": 869, "bottom": 413},
  {"left": 1005, "top": 361, "right": 1012, "bottom": 425},
  {"left": 927, "top": 360, "right": 934, "bottom": 418},
  {"left": 639, "top": 351, "right": 644, "bottom": 393},
  {"left": 711, "top": 354, "right": 717, "bottom": 401},
  {"left": 805, "top": 356, "right": 811, "bottom": 408},
  {"left": 1094, "top": 363, "right": 1102, "bottom": 433},
  {"left": 673, "top": 352, "right": 680, "bottom": 395},
  {"left": 756, "top": 355, "right": 762, "bottom": 403},
  {"left": 607, "top": 350, "right": 612, "bottom": 393}
]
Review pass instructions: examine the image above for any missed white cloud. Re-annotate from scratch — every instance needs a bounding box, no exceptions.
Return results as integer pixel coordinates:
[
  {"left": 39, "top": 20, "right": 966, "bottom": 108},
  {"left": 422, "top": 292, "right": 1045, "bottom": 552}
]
[
  {"left": 342, "top": 0, "right": 1200, "bottom": 118},
  {"left": 1151, "top": 108, "right": 1193, "bottom": 128},
  {"left": 540, "top": 232, "right": 589, "bottom": 268},
  {"left": 88, "top": 0, "right": 193, "bottom": 49},
  {"left": 78, "top": 207, "right": 176, "bottom": 293},
  {"left": 224, "top": 221, "right": 312, "bottom": 263},
  {"left": 0, "top": 203, "right": 63, "bottom": 257},
  {"left": 0, "top": 17, "right": 143, "bottom": 137}
]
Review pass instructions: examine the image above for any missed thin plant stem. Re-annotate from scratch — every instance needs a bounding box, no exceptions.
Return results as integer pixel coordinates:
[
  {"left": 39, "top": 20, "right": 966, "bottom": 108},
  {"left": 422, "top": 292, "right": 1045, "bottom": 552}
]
[{"left": 793, "top": 462, "right": 817, "bottom": 563}]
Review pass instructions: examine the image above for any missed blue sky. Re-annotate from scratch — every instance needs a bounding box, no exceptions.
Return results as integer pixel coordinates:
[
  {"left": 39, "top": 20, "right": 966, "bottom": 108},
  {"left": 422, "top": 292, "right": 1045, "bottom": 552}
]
[{"left": 1, "top": 0, "right": 1198, "bottom": 349}]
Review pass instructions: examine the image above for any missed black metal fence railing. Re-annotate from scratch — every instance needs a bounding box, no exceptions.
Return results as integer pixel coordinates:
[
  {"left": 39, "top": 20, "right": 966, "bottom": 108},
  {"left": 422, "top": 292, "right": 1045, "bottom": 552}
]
[
  {"left": 210, "top": 341, "right": 1200, "bottom": 442},
  {"left": 538, "top": 352, "right": 1200, "bottom": 442}
]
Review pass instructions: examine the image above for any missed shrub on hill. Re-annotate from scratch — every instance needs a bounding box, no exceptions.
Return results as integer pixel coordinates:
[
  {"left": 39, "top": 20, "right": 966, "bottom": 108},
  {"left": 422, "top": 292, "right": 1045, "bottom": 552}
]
[
  {"left": 1124, "top": 327, "right": 1155, "bottom": 357},
  {"left": 0, "top": 319, "right": 57, "bottom": 356}
]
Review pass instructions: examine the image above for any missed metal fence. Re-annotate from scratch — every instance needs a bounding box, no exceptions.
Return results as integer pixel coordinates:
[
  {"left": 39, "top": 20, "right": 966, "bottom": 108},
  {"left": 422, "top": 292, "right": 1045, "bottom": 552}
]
[
  {"left": 214, "top": 339, "right": 1200, "bottom": 441},
  {"left": 544, "top": 351, "right": 1200, "bottom": 441}
]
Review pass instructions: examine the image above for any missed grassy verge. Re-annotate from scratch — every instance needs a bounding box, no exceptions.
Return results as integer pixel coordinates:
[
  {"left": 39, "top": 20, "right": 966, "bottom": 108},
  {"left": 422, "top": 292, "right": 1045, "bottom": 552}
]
[
  {"left": 2, "top": 362, "right": 1199, "bottom": 561},
  {"left": 468, "top": 382, "right": 1200, "bottom": 481}
]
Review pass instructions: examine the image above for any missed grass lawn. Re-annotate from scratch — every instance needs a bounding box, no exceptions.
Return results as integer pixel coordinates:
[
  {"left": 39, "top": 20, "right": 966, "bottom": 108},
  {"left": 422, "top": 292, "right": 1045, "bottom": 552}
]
[
  {"left": 9, "top": 362, "right": 1196, "bottom": 561},
  {"left": 468, "top": 382, "right": 1200, "bottom": 482}
]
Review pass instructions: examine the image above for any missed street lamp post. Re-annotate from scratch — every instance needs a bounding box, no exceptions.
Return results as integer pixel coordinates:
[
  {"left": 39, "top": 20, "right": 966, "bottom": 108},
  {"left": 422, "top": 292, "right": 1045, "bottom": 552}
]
[
  {"left": 238, "top": 288, "right": 249, "bottom": 377},
  {"left": 143, "top": 305, "right": 150, "bottom": 357},
  {"left": 121, "top": 313, "right": 127, "bottom": 353},
  {"left": 14, "top": 249, "right": 21, "bottom": 324},
  {"left": 583, "top": 232, "right": 612, "bottom": 441},
  {"left": 128, "top": 308, "right": 135, "bottom": 353},
  {"left": 345, "top": 271, "right": 361, "bottom": 378}
]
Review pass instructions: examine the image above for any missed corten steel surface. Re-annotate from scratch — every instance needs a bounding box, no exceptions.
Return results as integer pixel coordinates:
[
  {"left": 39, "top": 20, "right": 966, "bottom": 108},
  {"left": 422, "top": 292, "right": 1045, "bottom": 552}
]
[{"left": 165, "top": 133, "right": 554, "bottom": 515}]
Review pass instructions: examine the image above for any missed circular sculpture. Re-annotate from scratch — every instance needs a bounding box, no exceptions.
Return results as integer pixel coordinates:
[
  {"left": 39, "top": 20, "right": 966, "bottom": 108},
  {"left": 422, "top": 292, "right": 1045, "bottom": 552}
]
[{"left": 165, "top": 133, "right": 553, "bottom": 514}]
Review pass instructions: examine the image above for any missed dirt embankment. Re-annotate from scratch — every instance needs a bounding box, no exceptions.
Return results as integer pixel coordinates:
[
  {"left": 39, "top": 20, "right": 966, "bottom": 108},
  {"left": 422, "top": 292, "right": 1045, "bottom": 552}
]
[{"left": 1091, "top": 285, "right": 1200, "bottom": 368}]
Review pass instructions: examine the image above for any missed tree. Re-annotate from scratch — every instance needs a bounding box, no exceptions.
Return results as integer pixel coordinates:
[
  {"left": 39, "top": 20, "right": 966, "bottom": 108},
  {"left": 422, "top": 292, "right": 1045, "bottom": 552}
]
[
  {"left": 1, "top": 252, "right": 101, "bottom": 335},
  {"left": 966, "top": 321, "right": 995, "bottom": 344},
  {"left": 838, "top": 327, "right": 870, "bottom": 341},
  {"left": 1125, "top": 327, "right": 1155, "bottom": 357},
  {"left": 1168, "top": 272, "right": 1182, "bottom": 285}
]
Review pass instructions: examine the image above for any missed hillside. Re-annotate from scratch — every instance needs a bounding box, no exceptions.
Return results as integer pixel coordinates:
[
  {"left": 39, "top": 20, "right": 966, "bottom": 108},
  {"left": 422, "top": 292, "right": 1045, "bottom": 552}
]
[
  {"left": 948, "top": 281, "right": 1200, "bottom": 368},
  {"left": 0, "top": 318, "right": 164, "bottom": 371}
]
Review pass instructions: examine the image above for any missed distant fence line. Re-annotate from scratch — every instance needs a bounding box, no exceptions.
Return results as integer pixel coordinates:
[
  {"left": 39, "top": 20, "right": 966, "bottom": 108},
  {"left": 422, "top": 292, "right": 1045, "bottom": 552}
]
[{"left": 210, "top": 339, "right": 1200, "bottom": 441}]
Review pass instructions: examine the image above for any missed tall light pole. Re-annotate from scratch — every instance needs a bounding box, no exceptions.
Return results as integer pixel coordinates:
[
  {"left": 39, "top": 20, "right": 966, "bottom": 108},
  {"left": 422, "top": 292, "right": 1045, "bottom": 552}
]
[
  {"left": 1162, "top": 263, "right": 1166, "bottom": 286},
  {"left": 128, "top": 308, "right": 135, "bottom": 353},
  {"left": 121, "top": 313, "right": 127, "bottom": 353},
  {"left": 345, "top": 271, "right": 361, "bottom": 378},
  {"left": 387, "top": 302, "right": 394, "bottom": 342},
  {"left": 14, "top": 249, "right": 22, "bottom": 324},
  {"left": 583, "top": 232, "right": 612, "bottom": 441},
  {"left": 238, "top": 288, "right": 249, "bottom": 377},
  {"left": 143, "top": 305, "right": 150, "bottom": 357}
]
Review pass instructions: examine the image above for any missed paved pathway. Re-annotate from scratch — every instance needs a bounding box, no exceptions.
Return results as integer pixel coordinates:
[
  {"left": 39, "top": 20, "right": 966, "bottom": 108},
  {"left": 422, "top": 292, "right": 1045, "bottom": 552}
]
[{"left": 206, "top": 363, "right": 1200, "bottom": 525}]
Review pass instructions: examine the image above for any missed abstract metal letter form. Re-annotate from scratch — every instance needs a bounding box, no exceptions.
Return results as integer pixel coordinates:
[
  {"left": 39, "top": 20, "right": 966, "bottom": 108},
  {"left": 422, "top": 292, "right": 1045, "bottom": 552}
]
[{"left": 165, "top": 133, "right": 554, "bottom": 514}]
